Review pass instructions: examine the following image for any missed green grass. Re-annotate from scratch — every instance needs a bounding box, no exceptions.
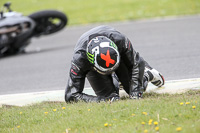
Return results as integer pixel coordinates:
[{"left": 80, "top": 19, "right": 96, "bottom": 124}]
[
  {"left": 0, "top": 90, "right": 200, "bottom": 133},
  {"left": 1, "top": 1, "right": 199, "bottom": 132},
  {"left": 1, "top": 0, "right": 200, "bottom": 25}
]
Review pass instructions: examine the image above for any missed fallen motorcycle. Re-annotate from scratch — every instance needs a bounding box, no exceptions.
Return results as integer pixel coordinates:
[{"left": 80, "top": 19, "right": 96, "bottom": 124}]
[{"left": 0, "top": 2, "right": 68, "bottom": 56}]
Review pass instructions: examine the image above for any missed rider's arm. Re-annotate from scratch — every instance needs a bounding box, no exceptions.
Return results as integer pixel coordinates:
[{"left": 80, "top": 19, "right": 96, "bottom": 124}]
[
  {"left": 121, "top": 37, "right": 145, "bottom": 97},
  {"left": 65, "top": 61, "right": 102, "bottom": 102},
  {"left": 110, "top": 33, "right": 145, "bottom": 96}
]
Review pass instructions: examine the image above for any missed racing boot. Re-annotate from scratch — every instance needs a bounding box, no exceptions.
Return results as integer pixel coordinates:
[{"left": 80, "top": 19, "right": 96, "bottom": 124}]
[{"left": 144, "top": 67, "right": 165, "bottom": 87}]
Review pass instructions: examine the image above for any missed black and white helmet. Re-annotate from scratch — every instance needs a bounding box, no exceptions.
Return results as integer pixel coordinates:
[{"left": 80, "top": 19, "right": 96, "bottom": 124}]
[{"left": 86, "top": 36, "right": 120, "bottom": 75}]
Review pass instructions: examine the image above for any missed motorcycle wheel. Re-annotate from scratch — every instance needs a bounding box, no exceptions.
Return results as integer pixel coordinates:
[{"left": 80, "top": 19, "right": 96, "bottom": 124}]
[{"left": 28, "top": 10, "right": 67, "bottom": 36}]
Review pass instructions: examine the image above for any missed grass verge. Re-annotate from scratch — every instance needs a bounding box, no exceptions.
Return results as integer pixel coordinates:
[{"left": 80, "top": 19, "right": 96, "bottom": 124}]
[
  {"left": 1, "top": 0, "right": 200, "bottom": 25},
  {"left": 0, "top": 90, "right": 199, "bottom": 133}
]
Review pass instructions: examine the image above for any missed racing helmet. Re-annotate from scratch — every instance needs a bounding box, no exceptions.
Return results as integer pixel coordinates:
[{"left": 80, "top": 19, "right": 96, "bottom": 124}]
[{"left": 86, "top": 36, "right": 120, "bottom": 75}]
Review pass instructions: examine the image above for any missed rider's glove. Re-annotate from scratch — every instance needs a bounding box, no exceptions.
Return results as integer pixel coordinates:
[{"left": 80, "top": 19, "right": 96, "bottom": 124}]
[
  {"left": 129, "top": 87, "right": 144, "bottom": 99},
  {"left": 105, "top": 93, "right": 120, "bottom": 102},
  {"left": 97, "top": 93, "right": 120, "bottom": 102}
]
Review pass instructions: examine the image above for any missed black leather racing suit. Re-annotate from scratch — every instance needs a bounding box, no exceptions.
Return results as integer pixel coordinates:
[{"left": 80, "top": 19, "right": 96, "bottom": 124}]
[{"left": 65, "top": 25, "right": 148, "bottom": 102}]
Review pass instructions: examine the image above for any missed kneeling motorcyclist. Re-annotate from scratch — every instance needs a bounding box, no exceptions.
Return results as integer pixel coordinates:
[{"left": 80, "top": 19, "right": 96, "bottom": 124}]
[{"left": 65, "top": 25, "right": 164, "bottom": 102}]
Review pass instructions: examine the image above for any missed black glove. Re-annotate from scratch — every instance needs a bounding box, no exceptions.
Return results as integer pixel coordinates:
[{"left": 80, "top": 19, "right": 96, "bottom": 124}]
[
  {"left": 97, "top": 93, "right": 120, "bottom": 102},
  {"left": 129, "top": 87, "right": 144, "bottom": 99},
  {"left": 105, "top": 93, "right": 120, "bottom": 102}
]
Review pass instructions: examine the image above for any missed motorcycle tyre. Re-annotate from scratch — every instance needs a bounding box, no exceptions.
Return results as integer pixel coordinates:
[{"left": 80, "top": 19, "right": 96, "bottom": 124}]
[{"left": 28, "top": 10, "right": 67, "bottom": 36}]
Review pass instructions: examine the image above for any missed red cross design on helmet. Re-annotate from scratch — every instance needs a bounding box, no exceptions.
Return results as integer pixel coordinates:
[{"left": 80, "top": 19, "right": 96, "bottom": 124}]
[{"left": 100, "top": 49, "right": 115, "bottom": 67}]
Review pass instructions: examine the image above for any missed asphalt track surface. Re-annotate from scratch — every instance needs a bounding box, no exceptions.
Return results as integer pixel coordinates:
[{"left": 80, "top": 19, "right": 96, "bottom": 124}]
[{"left": 0, "top": 15, "right": 200, "bottom": 95}]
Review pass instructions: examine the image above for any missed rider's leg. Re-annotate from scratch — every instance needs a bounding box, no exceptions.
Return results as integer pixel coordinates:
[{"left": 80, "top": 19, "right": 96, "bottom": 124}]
[
  {"left": 143, "top": 60, "right": 165, "bottom": 87},
  {"left": 86, "top": 70, "right": 119, "bottom": 97}
]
